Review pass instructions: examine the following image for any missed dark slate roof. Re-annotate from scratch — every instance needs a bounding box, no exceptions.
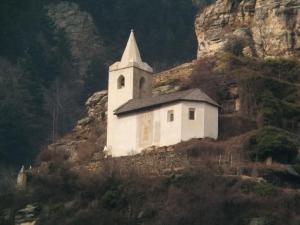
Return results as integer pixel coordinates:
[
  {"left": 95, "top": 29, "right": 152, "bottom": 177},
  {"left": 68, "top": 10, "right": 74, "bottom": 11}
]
[{"left": 114, "top": 88, "right": 220, "bottom": 116}]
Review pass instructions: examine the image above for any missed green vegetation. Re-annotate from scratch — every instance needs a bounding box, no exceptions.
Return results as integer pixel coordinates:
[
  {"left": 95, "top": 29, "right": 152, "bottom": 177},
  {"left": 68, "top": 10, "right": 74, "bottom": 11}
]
[
  {"left": 246, "top": 127, "right": 299, "bottom": 163},
  {"left": 241, "top": 181, "right": 276, "bottom": 197}
]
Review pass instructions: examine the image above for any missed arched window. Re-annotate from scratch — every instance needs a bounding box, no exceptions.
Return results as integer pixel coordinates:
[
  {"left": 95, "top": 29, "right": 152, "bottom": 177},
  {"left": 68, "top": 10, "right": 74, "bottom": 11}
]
[
  {"left": 117, "top": 75, "right": 125, "bottom": 89},
  {"left": 139, "top": 77, "right": 146, "bottom": 90}
]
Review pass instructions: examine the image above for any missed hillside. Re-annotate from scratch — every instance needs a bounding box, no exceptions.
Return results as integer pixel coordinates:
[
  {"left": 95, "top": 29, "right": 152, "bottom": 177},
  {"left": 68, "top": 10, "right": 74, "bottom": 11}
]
[
  {"left": 2, "top": 53, "right": 296, "bottom": 225},
  {"left": 1, "top": 0, "right": 300, "bottom": 225}
]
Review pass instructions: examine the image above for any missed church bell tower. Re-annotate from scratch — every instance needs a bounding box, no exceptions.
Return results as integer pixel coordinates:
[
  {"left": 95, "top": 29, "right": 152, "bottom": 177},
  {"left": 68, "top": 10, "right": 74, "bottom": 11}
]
[{"left": 106, "top": 30, "right": 153, "bottom": 154}]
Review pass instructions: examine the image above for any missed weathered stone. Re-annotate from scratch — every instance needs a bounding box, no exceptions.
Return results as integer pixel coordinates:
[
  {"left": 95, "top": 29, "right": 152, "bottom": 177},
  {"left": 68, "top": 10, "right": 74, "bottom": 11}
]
[
  {"left": 85, "top": 91, "right": 108, "bottom": 122},
  {"left": 77, "top": 117, "right": 91, "bottom": 126},
  {"left": 47, "top": 2, "right": 105, "bottom": 78},
  {"left": 195, "top": 0, "right": 300, "bottom": 58},
  {"left": 14, "top": 204, "right": 40, "bottom": 225}
]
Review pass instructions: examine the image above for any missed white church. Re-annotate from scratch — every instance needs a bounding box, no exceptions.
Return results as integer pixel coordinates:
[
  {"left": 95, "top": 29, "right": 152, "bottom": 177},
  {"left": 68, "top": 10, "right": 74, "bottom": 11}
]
[{"left": 107, "top": 30, "right": 219, "bottom": 157}]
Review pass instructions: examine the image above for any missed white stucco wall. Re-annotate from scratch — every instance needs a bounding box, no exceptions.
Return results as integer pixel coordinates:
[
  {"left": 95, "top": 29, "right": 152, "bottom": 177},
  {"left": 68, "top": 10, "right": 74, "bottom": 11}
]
[
  {"left": 181, "top": 102, "right": 205, "bottom": 141},
  {"left": 203, "top": 103, "right": 219, "bottom": 139},
  {"left": 107, "top": 67, "right": 135, "bottom": 152},
  {"left": 152, "top": 103, "right": 183, "bottom": 148},
  {"left": 110, "top": 113, "right": 138, "bottom": 156},
  {"left": 181, "top": 102, "right": 218, "bottom": 141},
  {"left": 107, "top": 66, "right": 152, "bottom": 155},
  {"left": 110, "top": 103, "right": 183, "bottom": 156},
  {"left": 109, "top": 101, "right": 218, "bottom": 157}
]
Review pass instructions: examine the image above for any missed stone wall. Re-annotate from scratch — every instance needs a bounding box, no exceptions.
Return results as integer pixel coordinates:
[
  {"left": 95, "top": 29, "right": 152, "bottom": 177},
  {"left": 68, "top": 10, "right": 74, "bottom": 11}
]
[
  {"left": 73, "top": 140, "right": 245, "bottom": 177},
  {"left": 74, "top": 146, "right": 189, "bottom": 176}
]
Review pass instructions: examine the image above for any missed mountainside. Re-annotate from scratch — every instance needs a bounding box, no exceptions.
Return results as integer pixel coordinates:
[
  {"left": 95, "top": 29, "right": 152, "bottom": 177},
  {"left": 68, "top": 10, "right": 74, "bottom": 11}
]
[
  {"left": 47, "top": 2, "right": 105, "bottom": 79},
  {"left": 2, "top": 1, "right": 300, "bottom": 225},
  {"left": 0, "top": 0, "right": 203, "bottom": 167},
  {"left": 195, "top": 0, "right": 300, "bottom": 58}
]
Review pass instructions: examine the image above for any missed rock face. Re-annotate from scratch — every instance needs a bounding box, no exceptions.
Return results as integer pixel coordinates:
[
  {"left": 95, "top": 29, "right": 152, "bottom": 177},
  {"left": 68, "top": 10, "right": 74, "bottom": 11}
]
[
  {"left": 195, "top": 0, "right": 300, "bottom": 58},
  {"left": 47, "top": 2, "right": 104, "bottom": 78},
  {"left": 85, "top": 91, "right": 108, "bottom": 122},
  {"left": 14, "top": 204, "right": 40, "bottom": 225},
  {"left": 45, "top": 91, "right": 108, "bottom": 163}
]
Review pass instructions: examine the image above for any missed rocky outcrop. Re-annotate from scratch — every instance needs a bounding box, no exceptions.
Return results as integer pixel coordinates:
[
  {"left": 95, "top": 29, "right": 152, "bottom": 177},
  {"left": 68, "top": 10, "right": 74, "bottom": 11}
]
[
  {"left": 14, "top": 204, "right": 40, "bottom": 225},
  {"left": 47, "top": 2, "right": 105, "bottom": 78},
  {"left": 195, "top": 0, "right": 300, "bottom": 58},
  {"left": 45, "top": 91, "right": 108, "bottom": 163}
]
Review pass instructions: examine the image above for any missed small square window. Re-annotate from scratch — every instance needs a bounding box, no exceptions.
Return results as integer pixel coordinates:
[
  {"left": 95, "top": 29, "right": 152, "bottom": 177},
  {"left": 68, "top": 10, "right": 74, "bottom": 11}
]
[
  {"left": 189, "top": 108, "right": 195, "bottom": 120},
  {"left": 167, "top": 110, "right": 174, "bottom": 122}
]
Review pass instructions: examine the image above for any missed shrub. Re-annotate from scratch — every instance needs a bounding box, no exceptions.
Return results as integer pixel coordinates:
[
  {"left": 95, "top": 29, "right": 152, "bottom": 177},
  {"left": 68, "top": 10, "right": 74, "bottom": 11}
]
[
  {"left": 174, "top": 139, "right": 224, "bottom": 158},
  {"left": 246, "top": 128, "right": 299, "bottom": 163},
  {"left": 252, "top": 183, "right": 276, "bottom": 197},
  {"left": 36, "top": 148, "right": 69, "bottom": 164},
  {"left": 101, "top": 189, "right": 127, "bottom": 209},
  {"left": 223, "top": 36, "right": 246, "bottom": 56},
  {"left": 241, "top": 181, "right": 276, "bottom": 197}
]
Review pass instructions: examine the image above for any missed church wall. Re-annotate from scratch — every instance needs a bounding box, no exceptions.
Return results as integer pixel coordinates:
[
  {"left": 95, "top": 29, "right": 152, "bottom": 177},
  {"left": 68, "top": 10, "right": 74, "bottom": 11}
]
[
  {"left": 137, "top": 111, "right": 154, "bottom": 149},
  {"left": 204, "top": 103, "right": 218, "bottom": 139},
  {"left": 108, "top": 67, "right": 136, "bottom": 114},
  {"left": 107, "top": 67, "right": 152, "bottom": 155},
  {"left": 109, "top": 101, "right": 218, "bottom": 157},
  {"left": 110, "top": 113, "right": 138, "bottom": 156},
  {"left": 107, "top": 67, "right": 135, "bottom": 151},
  {"left": 181, "top": 102, "right": 205, "bottom": 141},
  {"left": 132, "top": 68, "right": 152, "bottom": 98},
  {"left": 111, "top": 102, "right": 183, "bottom": 156},
  {"left": 134, "top": 103, "right": 183, "bottom": 151},
  {"left": 155, "top": 103, "right": 183, "bottom": 147}
]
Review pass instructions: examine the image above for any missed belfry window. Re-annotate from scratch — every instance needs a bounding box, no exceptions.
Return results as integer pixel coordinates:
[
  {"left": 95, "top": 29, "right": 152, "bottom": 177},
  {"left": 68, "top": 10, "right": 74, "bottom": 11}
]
[
  {"left": 117, "top": 75, "right": 125, "bottom": 89},
  {"left": 139, "top": 77, "right": 145, "bottom": 89}
]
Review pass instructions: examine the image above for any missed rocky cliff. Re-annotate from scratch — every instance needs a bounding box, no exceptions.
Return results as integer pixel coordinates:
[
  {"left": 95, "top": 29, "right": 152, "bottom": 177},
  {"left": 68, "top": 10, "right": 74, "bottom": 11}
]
[
  {"left": 47, "top": 2, "right": 105, "bottom": 78},
  {"left": 43, "top": 90, "right": 107, "bottom": 165},
  {"left": 195, "top": 0, "right": 300, "bottom": 58}
]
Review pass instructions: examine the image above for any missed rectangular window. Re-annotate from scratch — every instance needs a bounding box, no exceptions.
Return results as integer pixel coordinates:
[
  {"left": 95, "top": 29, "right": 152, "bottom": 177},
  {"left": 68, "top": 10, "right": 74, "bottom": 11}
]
[
  {"left": 189, "top": 108, "right": 195, "bottom": 120},
  {"left": 167, "top": 110, "right": 174, "bottom": 122}
]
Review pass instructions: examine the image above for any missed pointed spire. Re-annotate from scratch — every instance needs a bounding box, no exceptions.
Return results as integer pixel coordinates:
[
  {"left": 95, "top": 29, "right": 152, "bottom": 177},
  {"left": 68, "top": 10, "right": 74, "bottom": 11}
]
[
  {"left": 109, "top": 29, "right": 153, "bottom": 72},
  {"left": 120, "top": 30, "right": 142, "bottom": 65}
]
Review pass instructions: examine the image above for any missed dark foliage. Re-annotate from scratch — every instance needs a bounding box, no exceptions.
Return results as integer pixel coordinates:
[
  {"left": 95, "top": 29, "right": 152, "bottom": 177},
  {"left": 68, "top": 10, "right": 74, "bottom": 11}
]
[
  {"left": 2, "top": 167, "right": 298, "bottom": 225},
  {"left": 245, "top": 127, "right": 299, "bottom": 163},
  {"left": 187, "top": 54, "right": 300, "bottom": 132}
]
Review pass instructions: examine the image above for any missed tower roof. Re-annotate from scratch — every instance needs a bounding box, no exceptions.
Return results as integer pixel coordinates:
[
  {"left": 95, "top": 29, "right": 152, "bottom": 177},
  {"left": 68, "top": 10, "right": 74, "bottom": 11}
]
[
  {"left": 120, "top": 30, "right": 142, "bottom": 65},
  {"left": 109, "top": 30, "right": 153, "bottom": 72}
]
